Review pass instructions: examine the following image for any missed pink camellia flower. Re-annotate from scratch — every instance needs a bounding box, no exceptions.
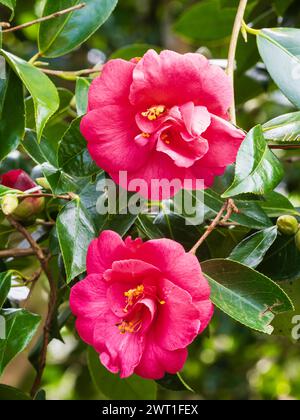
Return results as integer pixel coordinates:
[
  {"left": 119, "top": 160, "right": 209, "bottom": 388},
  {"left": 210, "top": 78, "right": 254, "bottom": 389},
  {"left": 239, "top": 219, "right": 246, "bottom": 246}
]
[
  {"left": 70, "top": 230, "right": 213, "bottom": 379},
  {"left": 1, "top": 169, "right": 44, "bottom": 221},
  {"left": 81, "top": 49, "right": 244, "bottom": 199}
]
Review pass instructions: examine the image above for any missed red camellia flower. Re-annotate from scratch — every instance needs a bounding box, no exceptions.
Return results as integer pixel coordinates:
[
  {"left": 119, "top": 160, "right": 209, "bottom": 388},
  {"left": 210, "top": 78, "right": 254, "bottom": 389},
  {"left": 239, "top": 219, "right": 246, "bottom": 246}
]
[
  {"left": 81, "top": 49, "right": 245, "bottom": 199},
  {"left": 70, "top": 230, "right": 213, "bottom": 379},
  {"left": 1, "top": 169, "right": 44, "bottom": 221}
]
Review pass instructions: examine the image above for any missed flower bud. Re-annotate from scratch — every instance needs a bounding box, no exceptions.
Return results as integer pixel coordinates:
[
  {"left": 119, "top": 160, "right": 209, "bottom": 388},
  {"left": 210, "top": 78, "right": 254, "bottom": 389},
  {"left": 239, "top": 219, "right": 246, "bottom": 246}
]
[
  {"left": 1, "top": 170, "right": 45, "bottom": 222},
  {"left": 1, "top": 194, "right": 19, "bottom": 215},
  {"left": 295, "top": 230, "right": 300, "bottom": 252},
  {"left": 36, "top": 177, "right": 51, "bottom": 190},
  {"left": 277, "top": 215, "right": 299, "bottom": 236}
]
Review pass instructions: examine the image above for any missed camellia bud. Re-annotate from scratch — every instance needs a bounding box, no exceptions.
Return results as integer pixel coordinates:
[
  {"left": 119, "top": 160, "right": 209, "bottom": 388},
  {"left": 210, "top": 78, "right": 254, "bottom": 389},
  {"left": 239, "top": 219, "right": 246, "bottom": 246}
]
[
  {"left": 295, "top": 230, "right": 300, "bottom": 252},
  {"left": 277, "top": 215, "right": 299, "bottom": 236},
  {"left": 0, "top": 170, "right": 45, "bottom": 222},
  {"left": 1, "top": 194, "right": 19, "bottom": 215}
]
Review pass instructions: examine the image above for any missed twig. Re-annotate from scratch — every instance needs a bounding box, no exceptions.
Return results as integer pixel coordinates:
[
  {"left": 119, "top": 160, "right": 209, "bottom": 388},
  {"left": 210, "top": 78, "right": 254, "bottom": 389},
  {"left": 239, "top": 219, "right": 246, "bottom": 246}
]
[
  {"left": 17, "top": 192, "right": 74, "bottom": 200},
  {"left": 189, "top": 200, "right": 239, "bottom": 255},
  {"left": 0, "top": 248, "right": 41, "bottom": 259},
  {"left": 7, "top": 216, "right": 57, "bottom": 398},
  {"left": 3, "top": 3, "right": 86, "bottom": 33},
  {"left": 269, "top": 145, "right": 300, "bottom": 150},
  {"left": 226, "top": 0, "right": 249, "bottom": 125},
  {"left": 40, "top": 67, "right": 101, "bottom": 81}
]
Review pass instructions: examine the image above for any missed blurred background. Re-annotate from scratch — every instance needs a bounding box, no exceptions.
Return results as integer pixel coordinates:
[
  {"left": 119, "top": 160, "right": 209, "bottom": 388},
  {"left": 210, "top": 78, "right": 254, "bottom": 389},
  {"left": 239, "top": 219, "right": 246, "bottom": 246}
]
[{"left": 1, "top": 0, "right": 300, "bottom": 400}]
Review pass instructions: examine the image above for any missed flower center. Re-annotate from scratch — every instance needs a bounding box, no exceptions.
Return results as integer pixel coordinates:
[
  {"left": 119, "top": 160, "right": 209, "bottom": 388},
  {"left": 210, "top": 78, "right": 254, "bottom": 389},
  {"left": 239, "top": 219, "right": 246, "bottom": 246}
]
[
  {"left": 141, "top": 105, "right": 166, "bottom": 121},
  {"left": 116, "top": 319, "right": 142, "bottom": 334},
  {"left": 124, "top": 284, "right": 144, "bottom": 313}
]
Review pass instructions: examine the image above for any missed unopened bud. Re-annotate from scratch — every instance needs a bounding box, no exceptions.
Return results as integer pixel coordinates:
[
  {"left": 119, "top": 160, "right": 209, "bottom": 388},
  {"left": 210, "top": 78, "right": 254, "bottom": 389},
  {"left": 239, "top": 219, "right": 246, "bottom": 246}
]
[
  {"left": 295, "top": 230, "right": 300, "bottom": 252},
  {"left": 277, "top": 215, "right": 299, "bottom": 236},
  {"left": 1, "top": 194, "right": 19, "bottom": 215},
  {"left": 36, "top": 177, "right": 51, "bottom": 190},
  {"left": 13, "top": 196, "right": 45, "bottom": 222}
]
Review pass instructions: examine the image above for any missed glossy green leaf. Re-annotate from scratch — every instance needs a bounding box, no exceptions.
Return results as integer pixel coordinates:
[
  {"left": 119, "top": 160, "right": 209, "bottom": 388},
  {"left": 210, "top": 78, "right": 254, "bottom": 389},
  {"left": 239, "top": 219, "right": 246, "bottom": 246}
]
[
  {"left": 39, "top": 0, "right": 118, "bottom": 58},
  {"left": 0, "top": 68, "right": 25, "bottom": 161},
  {"left": 257, "top": 28, "right": 300, "bottom": 108},
  {"left": 174, "top": 0, "right": 236, "bottom": 42},
  {"left": 223, "top": 125, "right": 284, "bottom": 198},
  {"left": 58, "top": 118, "right": 99, "bottom": 178},
  {"left": 229, "top": 226, "right": 278, "bottom": 268},
  {"left": 22, "top": 130, "right": 58, "bottom": 168},
  {"left": 1, "top": 50, "right": 59, "bottom": 141},
  {"left": 0, "top": 384, "right": 31, "bottom": 401},
  {"left": 259, "top": 191, "right": 300, "bottom": 218},
  {"left": 263, "top": 111, "right": 300, "bottom": 145},
  {"left": 0, "top": 0, "right": 16, "bottom": 19},
  {"left": 0, "top": 308, "right": 41, "bottom": 375},
  {"left": 259, "top": 234, "right": 300, "bottom": 281},
  {"left": 88, "top": 347, "right": 157, "bottom": 400},
  {"left": 272, "top": 277, "right": 300, "bottom": 338},
  {"left": 41, "top": 163, "right": 87, "bottom": 195},
  {"left": 0, "top": 271, "right": 11, "bottom": 308},
  {"left": 204, "top": 189, "right": 273, "bottom": 230},
  {"left": 75, "top": 78, "right": 90, "bottom": 116},
  {"left": 0, "top": 185, "right": 20, "bottom": 196},
  {"left": 57, "top": 198, "right": 96, "bottom": 282},
  {"left": 202, "top": 259, "right": 293, "bottom": 334},
  {"left": 80, "top": 174, "right": 141, "bottom": 235}
]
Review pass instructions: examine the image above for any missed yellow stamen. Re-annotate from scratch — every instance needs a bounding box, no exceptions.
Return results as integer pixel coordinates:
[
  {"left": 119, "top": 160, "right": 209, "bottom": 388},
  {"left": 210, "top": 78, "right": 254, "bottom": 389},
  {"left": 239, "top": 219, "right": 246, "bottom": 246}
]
[
  {"left": 116, "top": 320, "right": 142, "bottom": 334},
  {"left": 161, "top": 132, "right": 170, "bottom": 145},
  {"left": 142, "top": 105, "right": 166, "bottom": 121},
  {"left": 141, "top": 132, "right": 150, "bottom": 138},
  {"left": 124, "top": 284, "right": 144, "bottom": 312}
]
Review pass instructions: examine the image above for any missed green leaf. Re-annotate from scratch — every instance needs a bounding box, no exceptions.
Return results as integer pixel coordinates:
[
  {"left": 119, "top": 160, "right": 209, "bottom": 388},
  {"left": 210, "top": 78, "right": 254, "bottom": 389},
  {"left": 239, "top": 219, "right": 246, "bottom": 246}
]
[
  {"left": 257, "top": 28, "right": 300, "bottom": 109},
  {"left": 258, "top": 191, "right": 300, "bottom": 218},
  {"left": 87, "top": 347, "right": 157, "bottom": 400},
  {"left": 272, "top": 277, "right": 300, "bottom": 338},
  {"left": 0, "top": 0, "right": 16, "bottom": 19},
  {"left": 0, "top": 384, "right": 31, "bottom": 401},
  {"left": 1, "top": 50, "right": 59, "bottom": 141},
  {"left": 41, "top": 163, "right": 87, "bottom": 195},
  {"left": 229, "top": 226, "right": 278, "bottom": 268},
  {"left": 0, "top": 67, "right": 25, "bottom": 161},
  {"left": 38, "top": 0, "right": 118, "bottom": 58},
  {"left": 202, "top": 259, "right": 293, "bottom": 334},
  {"left": 0, "top": 185, "right": 20, "bottom": 196},
  {"left": 204, "top": 189, "right": 273, "bottom": 230},
  {"left": 0, "top": 271, "right": 11, "bottom": 308},
  {"left": 110, "top": 44, "right": 161, "bottom": 60},
  {"left": 174, "top": 0, "right": 236, "bottom": 42},
  {"left": 56, "top": 198, "right": 96, "bottom": 282},
  {"left": 259, "top": 234, "right": 300, "bottom": 281},
  {"left": 0, "top": 308, "right": 41, "bottom": 375},
  {"left": 223, "top": 125, "right": 284, "bottom": 198},
  {"left": 58, "top": 118, "right": 99, "bottom": 178},
  {"left": 22, "top": 130, "right": 58, "bottom": 168},
  {"left": 80, "top": 174, "right": 141, "bottom": 235},
  {"left": 263, "top": 111, "right": 300, "bottom": 145},
  {"left": 75, "top": 78, "right": 90, "bottom": 116}
]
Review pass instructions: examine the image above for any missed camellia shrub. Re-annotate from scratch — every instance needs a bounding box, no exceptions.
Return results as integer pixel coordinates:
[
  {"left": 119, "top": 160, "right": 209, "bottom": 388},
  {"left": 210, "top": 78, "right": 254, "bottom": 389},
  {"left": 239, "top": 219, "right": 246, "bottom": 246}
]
[{"left": 0, "top": 0, "right": 300, "bottom": 401}]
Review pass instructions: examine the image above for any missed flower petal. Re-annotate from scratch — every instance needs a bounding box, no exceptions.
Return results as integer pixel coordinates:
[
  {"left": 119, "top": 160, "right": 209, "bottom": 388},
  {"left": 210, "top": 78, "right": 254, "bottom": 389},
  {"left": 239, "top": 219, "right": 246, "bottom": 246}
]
[
  {"left": 130, "top": 50, "right": 233, "bottom": 116},
  {"left": 154, "top": 279, "right": 200, "bottom": 351},
  {"left": 81, "top": 106, "right": 150, "bottom": 172},
  {"left": 135, "top": 335, "right": 188, "bottom": 379},
  {"left": 88, "top": 59, "right": 135, "bottom": 110},
  {"left": 86, "top": 231, "right": 128, "bottom": 275},
  {"left": 70, "top": 274, "right": 108, "bottom": 345}
]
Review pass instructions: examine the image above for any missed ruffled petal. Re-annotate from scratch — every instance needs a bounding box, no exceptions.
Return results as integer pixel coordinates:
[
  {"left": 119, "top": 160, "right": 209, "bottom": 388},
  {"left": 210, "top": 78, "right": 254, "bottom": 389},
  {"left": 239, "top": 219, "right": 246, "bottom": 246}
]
[
  {"left": 130, "top": 50, "right": 233, "bottom": 116},
  {"left": 81, "top": 106, "right": 150, "bottom": 172}
]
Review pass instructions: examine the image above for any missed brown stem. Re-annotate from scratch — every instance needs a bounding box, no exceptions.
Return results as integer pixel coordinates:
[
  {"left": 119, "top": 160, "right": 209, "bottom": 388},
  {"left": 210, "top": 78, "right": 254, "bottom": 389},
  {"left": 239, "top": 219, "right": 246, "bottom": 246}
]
[
  {"left": 269, "top": 145, "right": 300, "bottom": 150},
  {"left": 3, "top": 3, "right": 86, "bottom": 33},
  {"left": 189, "top": 200, "right": 239, "bottom": 255},
  {"left": 7, "top": 216, "right": 57, "bottom": 397},
  {"left": 0, "top": 248, "right": 40, "bottom": 259},
  {"left": 227, "top": 0, "right": 248, "bottom": 125}
]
